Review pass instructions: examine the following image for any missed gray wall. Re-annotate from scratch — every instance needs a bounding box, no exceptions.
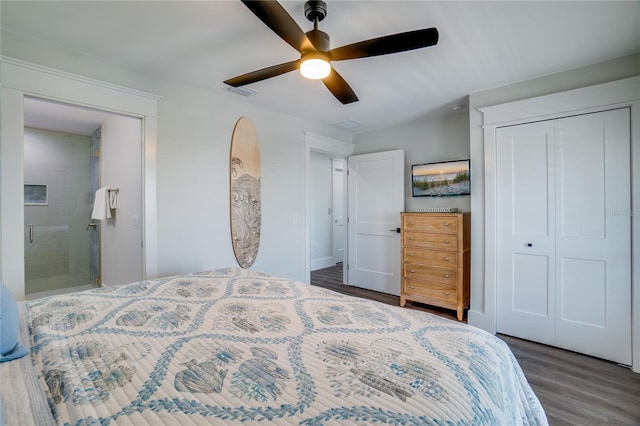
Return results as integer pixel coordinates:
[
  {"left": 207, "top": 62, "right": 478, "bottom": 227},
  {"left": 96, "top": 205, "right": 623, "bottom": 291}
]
[
  {"left": 353, "top": 110, "right": 471, "bottom": 213},
  {"left": 100, "top": 114, "right": 144, "bottom": 286}
]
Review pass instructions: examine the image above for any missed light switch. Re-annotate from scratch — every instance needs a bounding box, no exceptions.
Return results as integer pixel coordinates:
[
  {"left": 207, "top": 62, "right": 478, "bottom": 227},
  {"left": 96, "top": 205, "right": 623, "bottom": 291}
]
[{"left": 132, "top": 215, "right": 140, "bottom": 229}]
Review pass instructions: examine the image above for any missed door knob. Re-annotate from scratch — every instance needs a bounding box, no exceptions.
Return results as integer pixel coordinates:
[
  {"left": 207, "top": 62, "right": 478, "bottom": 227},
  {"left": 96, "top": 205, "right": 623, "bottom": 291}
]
[{"left": 87, "top": 221, "right": 98, "bottom": 230}]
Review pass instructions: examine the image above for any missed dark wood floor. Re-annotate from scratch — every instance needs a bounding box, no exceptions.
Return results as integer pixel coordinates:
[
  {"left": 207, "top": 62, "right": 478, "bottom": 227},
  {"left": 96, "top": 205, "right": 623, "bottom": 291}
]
[{"left": 311, "top": 264, "right": 640, "bottom": 426}]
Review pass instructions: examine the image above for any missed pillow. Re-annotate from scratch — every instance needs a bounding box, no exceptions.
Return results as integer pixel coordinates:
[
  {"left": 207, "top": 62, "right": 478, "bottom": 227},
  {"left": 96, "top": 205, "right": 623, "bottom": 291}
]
[{"left": 0, "top": 283, "right": 29, "bottom": 362}]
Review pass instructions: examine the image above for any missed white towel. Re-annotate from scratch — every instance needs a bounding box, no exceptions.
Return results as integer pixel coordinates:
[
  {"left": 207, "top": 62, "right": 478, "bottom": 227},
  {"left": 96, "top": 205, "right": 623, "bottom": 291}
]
[{"left": 91, "top": 187, "right": 111, "bottom": 220}]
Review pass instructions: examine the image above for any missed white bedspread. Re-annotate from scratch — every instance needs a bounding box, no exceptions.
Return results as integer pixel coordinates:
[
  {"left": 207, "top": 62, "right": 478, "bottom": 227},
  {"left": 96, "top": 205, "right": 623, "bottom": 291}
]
[{"left": 7, "top": 268, "right": 547, "bottom": 425}]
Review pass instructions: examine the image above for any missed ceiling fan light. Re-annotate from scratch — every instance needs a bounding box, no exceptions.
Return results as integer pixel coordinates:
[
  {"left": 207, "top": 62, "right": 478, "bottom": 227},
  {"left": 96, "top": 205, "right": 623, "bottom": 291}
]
[{"left": 300, "top": 56, "right": 331, "bottom": 80}]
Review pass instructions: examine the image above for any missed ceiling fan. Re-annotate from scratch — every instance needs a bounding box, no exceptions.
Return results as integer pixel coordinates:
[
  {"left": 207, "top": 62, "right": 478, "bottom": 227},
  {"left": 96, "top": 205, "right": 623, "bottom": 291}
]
[{"left": 224, "top": 0, "right": 439, "bottom": 104}]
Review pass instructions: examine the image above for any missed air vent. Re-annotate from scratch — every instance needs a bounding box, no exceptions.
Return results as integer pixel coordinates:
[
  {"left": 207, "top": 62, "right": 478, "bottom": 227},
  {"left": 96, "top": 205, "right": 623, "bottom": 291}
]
[
  {"left": 227, "top": 86, "right": 256, "bottom": 97},
  {"left": 332, "top": 119, "right": 365, "bottom": 130}
]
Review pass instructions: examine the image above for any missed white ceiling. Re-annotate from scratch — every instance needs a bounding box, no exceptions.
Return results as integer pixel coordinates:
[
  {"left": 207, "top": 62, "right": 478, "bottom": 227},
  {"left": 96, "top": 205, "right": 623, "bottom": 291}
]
[
  {"left": 23, "top": 97, "right": 117, "bottom": 136},
  {"left": 3, "top": 1, "right": 639, "bottom": 134}
]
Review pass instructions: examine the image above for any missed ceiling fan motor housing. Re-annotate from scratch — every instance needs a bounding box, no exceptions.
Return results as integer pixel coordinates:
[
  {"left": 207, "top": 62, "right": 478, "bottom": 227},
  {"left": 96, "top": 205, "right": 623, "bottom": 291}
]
[{"left": 304, "top": 0, "right": 327, "bottom": 22}]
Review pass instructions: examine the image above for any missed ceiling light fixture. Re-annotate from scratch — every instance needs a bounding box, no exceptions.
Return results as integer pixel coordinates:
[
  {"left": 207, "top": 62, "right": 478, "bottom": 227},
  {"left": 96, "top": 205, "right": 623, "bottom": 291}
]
[{"left": 300, "top": 52, "right": 331, "bottom": 80}]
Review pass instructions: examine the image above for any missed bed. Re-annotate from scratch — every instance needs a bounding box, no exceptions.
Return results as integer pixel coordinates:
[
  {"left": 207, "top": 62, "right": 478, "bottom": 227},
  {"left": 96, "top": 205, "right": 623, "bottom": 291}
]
[{"left": 1, "top": 268, "right": 547, "bottom": 425}]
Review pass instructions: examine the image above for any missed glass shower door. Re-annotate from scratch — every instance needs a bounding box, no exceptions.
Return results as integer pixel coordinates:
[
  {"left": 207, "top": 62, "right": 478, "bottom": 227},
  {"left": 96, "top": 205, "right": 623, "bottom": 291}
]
[{"left": 24, "top": 126, "right": 101, "bottom": 296}]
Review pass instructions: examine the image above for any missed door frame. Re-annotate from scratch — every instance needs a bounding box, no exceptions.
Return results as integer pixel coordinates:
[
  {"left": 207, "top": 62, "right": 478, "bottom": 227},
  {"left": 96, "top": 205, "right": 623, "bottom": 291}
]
[
  {"left": 332, "top": 158, "right": 345, "bottom": 265},
  {"left": 0, "top": 57, "right": 161, "bottom": 300},
  {"left": 477, "top": 76, "right": 640, "bottom": 372},
  {"left": 303, "top": 131, "right": 354, "bottom": 284}
]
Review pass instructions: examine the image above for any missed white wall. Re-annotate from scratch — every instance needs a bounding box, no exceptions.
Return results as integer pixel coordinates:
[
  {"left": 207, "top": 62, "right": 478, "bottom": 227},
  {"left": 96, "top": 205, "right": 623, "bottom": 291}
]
[
  {"left": 1, "top": 32, "right": 352, "bottom": 285},
  {"left": 467, "top": 53, "right": 640, "bottom": 328},
  {"left": 309, "top": 151, "right": 333, "bottom": 270},
  {"left": 100, "top": 114, "right": 143, "bottom": 286},
  {"left": 353, "top": 111, "right": 471, "bottom": 213}
]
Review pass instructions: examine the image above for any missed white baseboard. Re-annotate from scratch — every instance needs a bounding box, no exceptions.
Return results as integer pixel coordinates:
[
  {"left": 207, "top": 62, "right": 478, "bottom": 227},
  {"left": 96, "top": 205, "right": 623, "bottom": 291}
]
[
  {"left": 311, "top": 257, "right": 336, "bottom": 271},
  {"left": 467, "top": 309, "right": 496, "bottom": 334}
]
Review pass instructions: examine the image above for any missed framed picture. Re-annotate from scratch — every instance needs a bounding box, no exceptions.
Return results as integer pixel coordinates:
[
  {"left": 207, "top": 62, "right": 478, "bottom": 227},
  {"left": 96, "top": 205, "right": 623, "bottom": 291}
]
[
  {"left": 411, "top": 159, "right": 470, "bottom": 197},
  {"left": 24, "top": 184, "right": 48, "bottom": 205}
]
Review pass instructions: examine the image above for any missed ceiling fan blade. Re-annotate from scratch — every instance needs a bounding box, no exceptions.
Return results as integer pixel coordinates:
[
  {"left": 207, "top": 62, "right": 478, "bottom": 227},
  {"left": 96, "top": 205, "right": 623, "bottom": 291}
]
[
  {"left": 329, "top": 28, "right": 439, "bottom": 61},
  {"left": 322, "top": 69, "right": 358, "bottom": 104},
  {"left": 224, "top": 60, "right": 300, "bottom": 87},
  {"left": 241, "top": 0, "right": 315, "bottom": 53}
]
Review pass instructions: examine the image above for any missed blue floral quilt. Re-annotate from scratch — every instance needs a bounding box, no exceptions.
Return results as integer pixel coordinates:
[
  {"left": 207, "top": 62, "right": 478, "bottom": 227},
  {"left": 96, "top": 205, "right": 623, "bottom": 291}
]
[{"left": 27, "top": 268, "right": 547, "bottom": 425}]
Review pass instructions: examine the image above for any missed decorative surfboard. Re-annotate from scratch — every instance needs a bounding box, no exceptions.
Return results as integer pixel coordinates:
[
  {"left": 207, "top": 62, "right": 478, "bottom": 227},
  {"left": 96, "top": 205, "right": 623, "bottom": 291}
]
[{"left": 230, "top": 116, "right": 261, "bottom": 268}]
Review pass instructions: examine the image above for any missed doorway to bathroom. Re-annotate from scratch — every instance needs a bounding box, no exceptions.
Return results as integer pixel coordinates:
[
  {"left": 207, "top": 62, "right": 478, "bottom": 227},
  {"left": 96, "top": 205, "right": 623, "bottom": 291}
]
[{"left": 23, "top": 97, "right": 143, "bottom": 298}]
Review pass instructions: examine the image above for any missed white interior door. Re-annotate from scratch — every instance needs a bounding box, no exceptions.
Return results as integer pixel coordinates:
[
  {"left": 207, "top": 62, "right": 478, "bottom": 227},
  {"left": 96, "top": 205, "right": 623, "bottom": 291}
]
[
  {"left": 347, "top": 150, "right": 404, "bottom": 295},
  {"left": 496, "top": 108, "right": 631, "bottom": 365}
]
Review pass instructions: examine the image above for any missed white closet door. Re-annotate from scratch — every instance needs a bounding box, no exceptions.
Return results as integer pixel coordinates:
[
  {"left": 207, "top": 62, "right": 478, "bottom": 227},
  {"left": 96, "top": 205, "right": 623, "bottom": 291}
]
[
  {"left": 496, "top": 121, "right": 556, "bottom": 345},
  {"left": 496, "top": 108, "right": 632, "bottom": 365},
  {"left": 554, "top": 108, "right": 631, "bottom": 365}
]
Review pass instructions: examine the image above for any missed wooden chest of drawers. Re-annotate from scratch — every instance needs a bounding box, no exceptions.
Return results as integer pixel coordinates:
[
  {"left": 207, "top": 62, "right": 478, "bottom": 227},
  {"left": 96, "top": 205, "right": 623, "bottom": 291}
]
[{"left": 400, "top": 212, "right": 470, "bottom": 321}]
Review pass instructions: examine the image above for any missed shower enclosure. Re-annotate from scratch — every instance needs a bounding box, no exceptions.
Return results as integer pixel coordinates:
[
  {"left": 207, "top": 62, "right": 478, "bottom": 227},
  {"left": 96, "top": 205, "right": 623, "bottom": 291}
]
[{"left": 23, "top": 126, "right": 101, "bottom": 296}]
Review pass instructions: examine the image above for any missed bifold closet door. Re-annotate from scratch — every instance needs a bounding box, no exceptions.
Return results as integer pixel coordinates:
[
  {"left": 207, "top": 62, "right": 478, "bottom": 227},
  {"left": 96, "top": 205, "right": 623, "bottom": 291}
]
[
  {"left": 496, "top": 108, "right": 631, "bottom": 365},
  {"left": 553, "top": 109, "right": 631, "bottom": 365},
  {"left": 496, "top": 121, "right": 556, "bottom": 346}
]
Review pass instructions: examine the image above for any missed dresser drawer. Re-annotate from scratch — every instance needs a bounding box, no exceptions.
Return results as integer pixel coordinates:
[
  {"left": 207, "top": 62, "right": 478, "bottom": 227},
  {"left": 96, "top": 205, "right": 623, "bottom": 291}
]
[
  {"left": 403, "top": 233, "right": 458, "bottom": 252},
  {"left": 403, "top": 279, "right": 457, "bottom": 303},
  {"left": 404, "top": 264, "right": 457, "bottom": 284},
  {"left": 402, "top": 215, "right": 458, "bottom": 234},
  {"left": 403, "top": 248, "right": 457, "bottom": 267}
]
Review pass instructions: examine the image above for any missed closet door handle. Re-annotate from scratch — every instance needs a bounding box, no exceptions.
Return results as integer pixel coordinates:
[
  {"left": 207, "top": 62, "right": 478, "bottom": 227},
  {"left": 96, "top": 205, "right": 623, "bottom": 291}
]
[{"left": 29, "top": 224, "right": 33, "bottom": 243}]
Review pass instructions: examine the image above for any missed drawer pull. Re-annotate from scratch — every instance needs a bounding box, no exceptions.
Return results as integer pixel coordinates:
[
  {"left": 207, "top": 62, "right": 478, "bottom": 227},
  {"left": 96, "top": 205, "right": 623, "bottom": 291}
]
[
  {"left": 443, "top": 292, "right": 449, "bottom": 296},
  {"left": 444, "top": 240, "right": 449, "bottom": 244},
  {"left": 409, "top": 270, "right": 415, "bottom": 273},
  {"left": 409, "top": 253, "right": 415, "bottom": 257},
  {"left": 444, "top": 274, "right": 449, "bottom": 279},
  {"left": 444, "top": 223, "right": 449, "bottom": 226},
  {"left": 410, "top": 221, "right": 415, "bottom": 225},
  {"left": 409, "top": 237, "right": 415, "bottom": 240},
  {"left": 410, "top": 286, "right": 415, "bottom": 290},
  {"left": 445, "top": 257, "right": 450, "bottom": 261}
]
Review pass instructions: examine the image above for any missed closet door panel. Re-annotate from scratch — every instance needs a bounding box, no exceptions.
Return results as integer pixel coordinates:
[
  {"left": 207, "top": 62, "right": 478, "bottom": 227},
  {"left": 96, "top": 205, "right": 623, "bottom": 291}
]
[
  {"left": 556, "top": 119, "right": 606, "bottom": 239},
  {"left": 554, "top": 108, "right": 631, "bottom": 365},
  {"left": 496, "top": 122, "right": 555, "bottom": 344}
]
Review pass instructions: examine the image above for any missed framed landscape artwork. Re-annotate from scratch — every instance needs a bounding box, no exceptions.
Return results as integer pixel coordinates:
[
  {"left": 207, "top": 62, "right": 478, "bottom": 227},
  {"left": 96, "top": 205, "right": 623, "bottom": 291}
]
[{"left": 411, "top": 160, "right": 470, "bottom": 197}]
